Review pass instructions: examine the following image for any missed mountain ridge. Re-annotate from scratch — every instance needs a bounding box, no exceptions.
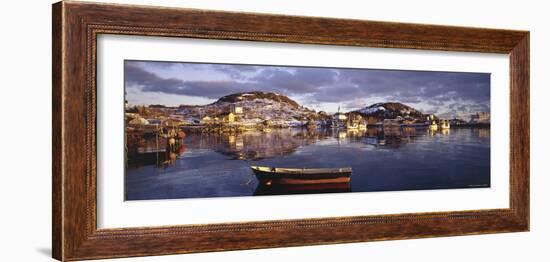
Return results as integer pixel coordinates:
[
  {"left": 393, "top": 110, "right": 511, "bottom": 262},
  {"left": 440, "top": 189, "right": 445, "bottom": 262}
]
[
  {"left": 353, "top": 102, "right": 430, "bottom": 120},
  {"left": 174, "top": 92, "right": 432, "bottom": 123},
  {"left": 212, "top": 91, "right": 301, "bottom": 108}
]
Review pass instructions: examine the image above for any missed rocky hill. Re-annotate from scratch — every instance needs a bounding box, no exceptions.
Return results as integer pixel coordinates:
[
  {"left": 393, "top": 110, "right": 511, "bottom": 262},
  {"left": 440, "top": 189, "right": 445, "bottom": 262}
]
[
  {"left": 213, "top": 91, "right": 301, "bottom": 108},
  {"left": 174, "top": 93, "right": 432, "bottom": 125},
  {"left": 179, "top": 92, "right": 320, "bottom": 125},
  {"left": 353, "top": 102, "right": 430, "bottom": 121}
]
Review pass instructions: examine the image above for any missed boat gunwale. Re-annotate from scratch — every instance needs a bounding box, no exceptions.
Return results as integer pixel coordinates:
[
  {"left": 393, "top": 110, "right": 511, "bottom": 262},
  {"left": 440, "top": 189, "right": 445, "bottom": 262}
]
[{"left": 251, "top": 166, "right": 353, "bottom": 175}]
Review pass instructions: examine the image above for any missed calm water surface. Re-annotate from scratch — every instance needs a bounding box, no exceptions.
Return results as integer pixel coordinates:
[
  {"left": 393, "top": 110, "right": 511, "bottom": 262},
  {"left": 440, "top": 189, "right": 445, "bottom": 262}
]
[{"left": 125, "top": 127, "right": 490, "bottom": 200}]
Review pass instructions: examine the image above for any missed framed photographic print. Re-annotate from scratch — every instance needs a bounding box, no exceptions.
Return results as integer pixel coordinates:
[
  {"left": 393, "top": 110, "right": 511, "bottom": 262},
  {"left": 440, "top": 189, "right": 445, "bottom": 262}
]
[{"left": 52, "top": 1, "right": 529, "bottom": 261}]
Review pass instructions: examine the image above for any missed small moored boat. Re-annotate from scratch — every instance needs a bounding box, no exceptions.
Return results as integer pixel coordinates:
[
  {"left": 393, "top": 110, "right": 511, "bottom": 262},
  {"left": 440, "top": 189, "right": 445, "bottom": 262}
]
[{"left": 251, "top": 166, "right": 352, "bottom": 186}]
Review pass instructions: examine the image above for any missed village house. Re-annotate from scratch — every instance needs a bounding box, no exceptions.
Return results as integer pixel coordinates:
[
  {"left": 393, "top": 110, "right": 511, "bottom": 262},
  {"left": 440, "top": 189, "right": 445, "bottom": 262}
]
[
  {"left": 346, "top": 113, "right": 366, "bottom": 129},
  {"left": 224, "top": 112, "right": 236, "bottom": 123},
  {"left": 169, "top": 114, "right": 185, "bottom": 121},
  {"left": 449, "top": 118, "right": 467, "bottom": 126},
  {"left": 201, "top": 116, "right": 213, "bottom": 124},
  {"left": 146, "top": 119, "right": 162, "bottom": 126},
  {"left": 125, "top": 112, "right": 139, "bottom": 119},
  {"left": 128, "top": 116, "right": 149, "bottom": 125},
  {"left": 470, "top": 112, "right": 490, "bottom": 124},
  {"left": 230, "top": 104, "right": 243, "bottom": 115},
  {"left": 332, "top": 106, "right": 348, "bottom": 127},
  {"left": 164, "top": 118, "right": 184, "bottom": 127},
  {"left": 427, "top": 114, "right": 435, "bottom": 120},
  {"left": 334, "top": 112, "right": 347, "bottom": 121}
]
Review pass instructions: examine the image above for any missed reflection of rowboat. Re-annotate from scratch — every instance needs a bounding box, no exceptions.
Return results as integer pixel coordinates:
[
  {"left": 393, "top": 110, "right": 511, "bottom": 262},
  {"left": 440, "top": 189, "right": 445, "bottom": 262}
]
[
  {"left": 251, "top": 166, "right": 352, "bottom": 185},
  {"left": 254, "top": 182, "right": 351, "bottom": 196}
]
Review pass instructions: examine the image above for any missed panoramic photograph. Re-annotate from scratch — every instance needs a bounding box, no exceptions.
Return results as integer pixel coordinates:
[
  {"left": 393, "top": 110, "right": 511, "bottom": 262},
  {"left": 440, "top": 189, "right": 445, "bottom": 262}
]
[{"left": 124, "top": 60, "right": 491, "bottom": 201}]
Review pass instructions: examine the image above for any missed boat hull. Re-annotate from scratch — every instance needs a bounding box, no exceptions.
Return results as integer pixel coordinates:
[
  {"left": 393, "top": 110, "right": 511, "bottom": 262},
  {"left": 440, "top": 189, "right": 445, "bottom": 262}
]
[{"left": 251, "top": 166, "right": 352, "bottom": 185}]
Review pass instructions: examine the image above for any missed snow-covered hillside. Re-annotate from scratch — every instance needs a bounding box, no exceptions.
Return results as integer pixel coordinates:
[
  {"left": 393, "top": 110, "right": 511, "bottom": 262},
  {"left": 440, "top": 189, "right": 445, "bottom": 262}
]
[
  {"left": 354, "top": 102, "right": 429, "bottom": 121},
  {"left": 179, "top": 92, "right": 322, "bottom": 125}
]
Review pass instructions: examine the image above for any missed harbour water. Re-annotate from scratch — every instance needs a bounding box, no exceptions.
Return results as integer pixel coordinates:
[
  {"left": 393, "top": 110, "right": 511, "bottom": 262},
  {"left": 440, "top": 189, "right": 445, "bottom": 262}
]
[{"left": 125, "top": 127, "right": 490, "bottom": 200}]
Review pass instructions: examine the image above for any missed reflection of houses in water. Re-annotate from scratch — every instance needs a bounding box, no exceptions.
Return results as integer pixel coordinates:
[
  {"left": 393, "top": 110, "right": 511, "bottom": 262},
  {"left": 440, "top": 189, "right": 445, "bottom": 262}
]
[
  {"left": 337, "top": 130, "right": 347, "bottom": 140},
  {"left": 383, "top": 118, "right": 401, "bottom": 133},
  {"left": 427, "top": 127, "right": 451, "bottom": 136},
  {"left": 227, "top": 135, "right": 244, "bottom": 150},
  {"left": 181, "top": 128, "right": 351, "bottom": 161},
  {"left": 184, "top": 129, "right": 321, "bottom": 161},
  {"left": 336, "top": 129, "right": 369, "bottom": 143},
  {"left": 361, "top": 127, "right": 417, "bottom": 148},
  {"left": 476, "top": 128, "right": 490, "bottom": 138},
  {"left": 127, "top": 134, "right": 186, "bottom": 168}
]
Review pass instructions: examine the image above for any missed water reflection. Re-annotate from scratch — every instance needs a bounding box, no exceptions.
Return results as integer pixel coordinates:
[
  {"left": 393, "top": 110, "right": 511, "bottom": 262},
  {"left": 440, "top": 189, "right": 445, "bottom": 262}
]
[
  {"left": 185, "top": 127, "right": 427, "bottom": 159},
  {"left": 126, "top": 126, "right": 491, "bottom": 200}
]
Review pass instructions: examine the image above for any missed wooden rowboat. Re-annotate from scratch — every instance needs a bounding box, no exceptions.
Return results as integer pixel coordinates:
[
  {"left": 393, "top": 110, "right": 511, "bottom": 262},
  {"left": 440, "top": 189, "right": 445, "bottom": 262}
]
[{"left": 251, "top": 166, "right": 352, "bottom": 186}]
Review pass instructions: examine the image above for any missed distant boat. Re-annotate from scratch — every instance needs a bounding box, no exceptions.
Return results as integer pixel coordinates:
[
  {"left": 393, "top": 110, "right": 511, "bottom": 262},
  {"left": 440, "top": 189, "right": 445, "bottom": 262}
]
[{"left": 251, "top": 166, "right": 352, "bottom": 186}]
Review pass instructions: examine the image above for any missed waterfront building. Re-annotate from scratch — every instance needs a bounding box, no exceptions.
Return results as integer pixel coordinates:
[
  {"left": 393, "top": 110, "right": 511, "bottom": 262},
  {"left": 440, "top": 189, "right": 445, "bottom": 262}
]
[
  {"left": 201, "top": 116, "right": 213, "bottom": 124},
  {"left": 164, "top": 119, "right": 184, "bottom": 127},
  {"left": 449, "top": 118, "right": 467, "bottom": 126},
  {"left": 128, "top": 117, "right": 149, "bottom": 125},
  {"left": 346, "top": 114, "right": 366, "bottom": 130},
  {"left": 470, "top": 112, "right": 490, "bottom": 124},
  {"left": 169, "top": 114, "right": 185, "bottom": 121},
  {"left": 146, "top": 119, "right": 162, "bottom": 126},
  {"left": 332, "top": 105, "right": 348, "bottom": 127}
]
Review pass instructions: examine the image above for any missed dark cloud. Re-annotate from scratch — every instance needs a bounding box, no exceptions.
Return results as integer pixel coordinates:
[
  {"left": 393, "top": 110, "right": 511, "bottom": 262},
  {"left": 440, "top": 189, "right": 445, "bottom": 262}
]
[
  {"left": 315, "top": 84, "right": 365, "bottom": 102},
  {"left": 125, "top": 63, "right": 185, "bottom": 92},
  {"left": 125, "top": 63, "right": 258, "bottom": 99},
  {"left": 250, "top": 67, "right": 337, "bottom": 94},
  {"left": 125, "top": 61, "right": 490, "bottom": 116},
  {"left": 338, "top": 69, "right": 490, "bottom": 104}
]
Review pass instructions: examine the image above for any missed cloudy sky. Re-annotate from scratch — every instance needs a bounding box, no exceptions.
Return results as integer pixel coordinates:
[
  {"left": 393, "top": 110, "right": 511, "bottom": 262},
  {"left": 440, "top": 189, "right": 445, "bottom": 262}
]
[{"left": 125, "top": 60, "right": 490, "bottom": 119}]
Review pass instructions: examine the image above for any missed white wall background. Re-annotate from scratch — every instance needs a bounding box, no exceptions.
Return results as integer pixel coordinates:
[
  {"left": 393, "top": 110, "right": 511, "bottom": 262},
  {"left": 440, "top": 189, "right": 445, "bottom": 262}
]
[{"left": 0, "top": 0, "right": 546, "bottom": 261}]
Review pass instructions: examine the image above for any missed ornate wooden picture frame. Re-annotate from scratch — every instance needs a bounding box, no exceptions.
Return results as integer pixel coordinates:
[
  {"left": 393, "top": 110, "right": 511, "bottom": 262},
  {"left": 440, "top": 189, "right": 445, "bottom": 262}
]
[{"left": 52, "top": 1, "right": 529, "bottom": 261}]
